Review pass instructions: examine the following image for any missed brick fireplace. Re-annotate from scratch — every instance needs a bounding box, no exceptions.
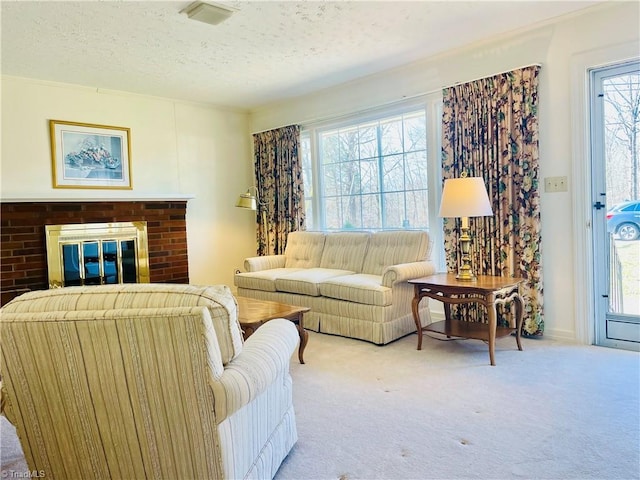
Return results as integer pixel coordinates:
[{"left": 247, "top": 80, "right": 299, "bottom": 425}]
[{"left": 1, "top": 200, "right": 190, "bottom": 305}]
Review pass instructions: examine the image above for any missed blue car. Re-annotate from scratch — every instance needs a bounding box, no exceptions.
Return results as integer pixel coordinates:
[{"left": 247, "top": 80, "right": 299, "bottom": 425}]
[{"left": 607, "top": 200, "right": 640, "bottom": 241}]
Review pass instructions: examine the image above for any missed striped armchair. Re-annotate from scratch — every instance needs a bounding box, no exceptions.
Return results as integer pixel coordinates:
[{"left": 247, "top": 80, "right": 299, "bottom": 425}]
[{"left": 0, "top": 284, "right": 298, "bottom": 480}]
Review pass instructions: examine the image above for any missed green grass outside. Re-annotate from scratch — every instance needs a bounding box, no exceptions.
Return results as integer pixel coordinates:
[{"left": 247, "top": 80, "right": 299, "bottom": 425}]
[{"left": 614, "top": 239, "right": 640, "bottom": 315}]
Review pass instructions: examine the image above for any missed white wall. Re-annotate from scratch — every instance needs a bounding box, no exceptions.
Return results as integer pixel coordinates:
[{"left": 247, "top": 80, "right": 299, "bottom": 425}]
[
  {"left": 0, "top": 76, "right": 256, "bottom": 289},
  {"left": 249, "top": 2, "right": 640, "bottom": 341}
]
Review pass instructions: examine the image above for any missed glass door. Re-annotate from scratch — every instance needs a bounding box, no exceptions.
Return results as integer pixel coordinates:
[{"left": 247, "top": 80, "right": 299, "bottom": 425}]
[{"left": 591, "top": 60, "right": 640, "bottom": 351}]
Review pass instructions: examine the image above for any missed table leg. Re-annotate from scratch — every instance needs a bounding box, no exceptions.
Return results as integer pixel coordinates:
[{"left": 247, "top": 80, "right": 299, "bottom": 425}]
[
  {"left": 514, "top": 293, "right": 524, "bottom": 351},
  {"left": 486, "top": 294, "right": 497, "bottom": 366},
  {"left": 412, "top": 290, "right": 423, "bottom": 350},
  {"left": 294, "top": 314, "right": 308, "bottom": 364},
  {"left": 443, "top": 302, "right": 453, "bottom": 338},
  {"left": 296, "top": 323, "right": 308, "bottom": 364}
]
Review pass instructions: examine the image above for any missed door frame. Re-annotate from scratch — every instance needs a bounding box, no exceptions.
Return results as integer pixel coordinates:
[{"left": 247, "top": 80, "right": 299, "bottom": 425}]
[{"left": 571, "top": 41, "right": 640, "bottom": 346}]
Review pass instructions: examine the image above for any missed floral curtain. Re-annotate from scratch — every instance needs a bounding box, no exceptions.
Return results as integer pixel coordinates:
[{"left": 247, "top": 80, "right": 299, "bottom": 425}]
[
  {"left": 253, "top": 125, "right": 305, "bottom": 255},
  {"left": 441, "top": 65, "right": 544, "bottom": 336}
]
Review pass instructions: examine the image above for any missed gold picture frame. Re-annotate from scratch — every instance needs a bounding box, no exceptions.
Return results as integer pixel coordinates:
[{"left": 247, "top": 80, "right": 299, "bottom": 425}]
[{"left": 50, "top": 120, "right": 132, "bottom": 189}]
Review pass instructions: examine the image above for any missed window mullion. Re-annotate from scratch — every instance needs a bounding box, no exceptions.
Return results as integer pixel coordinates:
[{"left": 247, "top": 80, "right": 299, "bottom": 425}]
[{"left": 376, "top": 122, "right": 385, "bottom": 228}]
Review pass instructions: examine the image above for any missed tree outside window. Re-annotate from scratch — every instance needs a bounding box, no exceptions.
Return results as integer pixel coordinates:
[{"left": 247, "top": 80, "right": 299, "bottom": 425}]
[{"left": 302, "top": 109, "right": 429, "bottom": 232}]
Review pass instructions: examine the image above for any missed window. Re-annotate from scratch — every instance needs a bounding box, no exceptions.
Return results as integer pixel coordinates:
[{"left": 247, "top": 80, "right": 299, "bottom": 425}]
[{"left": 301, "top": 98, "right": 442, "bottom": 234}]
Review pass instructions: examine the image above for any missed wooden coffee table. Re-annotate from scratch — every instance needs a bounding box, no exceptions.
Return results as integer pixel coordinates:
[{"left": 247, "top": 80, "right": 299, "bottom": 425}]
[{"left": 237, "top": 296, "right": 310, "bottom": 364}]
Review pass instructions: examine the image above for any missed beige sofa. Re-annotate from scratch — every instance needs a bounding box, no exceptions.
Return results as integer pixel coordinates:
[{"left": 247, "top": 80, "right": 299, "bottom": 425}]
[
  {"left": 1, "top": 283, "right": 298, "bottom": 480},
  {"left": 235, "top": 230, "right": 436, "bottom": 345}
]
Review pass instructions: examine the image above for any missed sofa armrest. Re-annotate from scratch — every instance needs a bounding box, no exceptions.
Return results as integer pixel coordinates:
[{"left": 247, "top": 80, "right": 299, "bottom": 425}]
[
  {"left": 210, "top": 319, "right": 298, "bottom": 422},
  {"left": 244, "top": 255, "right": 287, "bottom": 272},
  {"left": 381, "top": 261, "right": 436, "bottom": 287}
]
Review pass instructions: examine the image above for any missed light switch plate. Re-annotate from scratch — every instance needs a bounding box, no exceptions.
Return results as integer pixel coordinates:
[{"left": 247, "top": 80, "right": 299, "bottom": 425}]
[{"left": 544, "top": 176, "right": 568, "bottom": 193}]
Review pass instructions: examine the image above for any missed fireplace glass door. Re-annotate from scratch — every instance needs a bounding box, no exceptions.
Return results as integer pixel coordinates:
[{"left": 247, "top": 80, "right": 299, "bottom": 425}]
[
  {"left": 46, "top": 222, "right": 149, "bottom": 288},
  {"left": 60, "top": 239, "right": 138, "bottom": 287}
]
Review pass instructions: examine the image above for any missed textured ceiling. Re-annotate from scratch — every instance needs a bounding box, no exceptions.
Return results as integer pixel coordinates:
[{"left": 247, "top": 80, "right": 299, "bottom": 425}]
[{"left": 1, "top": 1, "right": 601, "bottom": 110}]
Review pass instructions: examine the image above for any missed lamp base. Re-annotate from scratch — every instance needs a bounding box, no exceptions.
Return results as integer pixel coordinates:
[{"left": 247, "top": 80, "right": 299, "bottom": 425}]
[
  {"left": 457, "top": 221, "right": 476, "bottom": 281},
  {"left": 455, "top": 267, "right": 476, "bottom": 282}
]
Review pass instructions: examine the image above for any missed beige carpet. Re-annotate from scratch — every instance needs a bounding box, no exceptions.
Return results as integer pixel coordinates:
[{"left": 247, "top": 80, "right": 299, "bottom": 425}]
[
  {"left": 275, "top": 331, "right": 639, "bottom": 480},
  {"left": 2, "top": 330, "right": 639, "bottom": 479}
]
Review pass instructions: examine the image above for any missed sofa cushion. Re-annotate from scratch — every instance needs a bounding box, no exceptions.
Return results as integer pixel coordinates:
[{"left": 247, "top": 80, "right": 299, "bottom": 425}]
[
  {"left": 319, "top": 273, "right": 392, "bottom": 306},
  {"left": 362, "top": 230, "right": 431, "bottom": 275},
  {"left": 275, "top": 268, "right": 354, "bottom": 296},
  {"left": 319, "top": 232, "right": 370, "bottom": 272},
  {"left": 235, "top": 268, "right": 304, "bottom": 292},
  {"left": 284, "top": 231, "right": 326, "bottom": 268}
]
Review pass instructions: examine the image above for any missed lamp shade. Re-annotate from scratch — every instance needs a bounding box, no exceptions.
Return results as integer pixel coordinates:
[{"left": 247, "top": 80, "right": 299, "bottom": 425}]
[
  {"left": 236, "top": 192, "right": 257, "bottom": 210},
  {"left": 439, "top": 177, "right": 493, "bottom": 218}
]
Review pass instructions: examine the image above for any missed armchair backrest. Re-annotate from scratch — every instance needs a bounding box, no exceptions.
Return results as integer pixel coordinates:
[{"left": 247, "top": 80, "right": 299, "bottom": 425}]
[
  {"left": 2, "top": 283, "right": 243, "bottom": 365},
  {"left": 0, "top": 284, "right": 238, "bottom": 479}
]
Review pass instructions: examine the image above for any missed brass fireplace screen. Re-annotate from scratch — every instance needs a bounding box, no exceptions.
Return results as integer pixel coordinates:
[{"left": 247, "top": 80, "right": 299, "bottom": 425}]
[{"left": 45, "top": 222, "right": 150, "bottom": 288}]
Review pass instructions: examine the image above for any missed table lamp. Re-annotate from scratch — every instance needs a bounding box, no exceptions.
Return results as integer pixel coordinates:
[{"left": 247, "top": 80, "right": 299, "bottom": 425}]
[{"left": 438, "top": 174, "right": 493, "bottom": 281}]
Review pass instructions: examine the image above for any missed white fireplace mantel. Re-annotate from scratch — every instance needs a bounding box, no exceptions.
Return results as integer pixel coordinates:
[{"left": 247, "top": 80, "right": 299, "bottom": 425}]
[{"left": 1, "top": 194, "right": 195, "bottom": 203}]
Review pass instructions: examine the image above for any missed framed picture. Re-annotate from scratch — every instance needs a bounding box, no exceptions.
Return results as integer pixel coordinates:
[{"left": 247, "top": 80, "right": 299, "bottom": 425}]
[{"left": 50, "top": 120, "right": 132, "bottom": 189}]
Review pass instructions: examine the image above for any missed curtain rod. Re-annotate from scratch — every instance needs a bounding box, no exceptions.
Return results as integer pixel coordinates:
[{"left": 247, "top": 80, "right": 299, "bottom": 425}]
[
  {"left": 401, "top": 62, "right": 543, "bottom": 97},
  {"left": 253, "top": 63, "right": 543, "bottom": 133},
  {"left": 450, "top": 63, "right": 542, "bottom": 87}
]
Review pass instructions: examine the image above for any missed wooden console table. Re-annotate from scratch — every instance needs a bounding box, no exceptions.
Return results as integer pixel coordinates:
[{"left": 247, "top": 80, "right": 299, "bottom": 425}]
[{"left": 409, "top": 274, "right": 524, "bottom": 366}]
